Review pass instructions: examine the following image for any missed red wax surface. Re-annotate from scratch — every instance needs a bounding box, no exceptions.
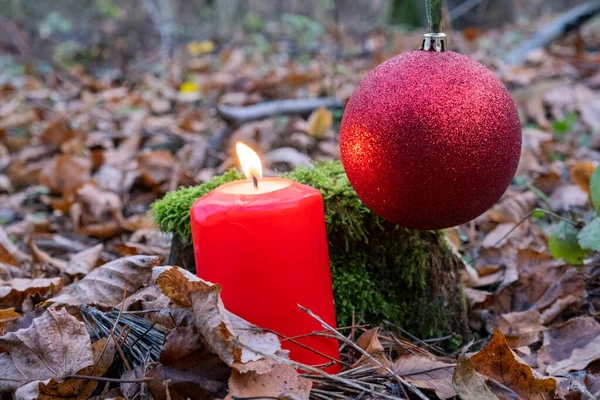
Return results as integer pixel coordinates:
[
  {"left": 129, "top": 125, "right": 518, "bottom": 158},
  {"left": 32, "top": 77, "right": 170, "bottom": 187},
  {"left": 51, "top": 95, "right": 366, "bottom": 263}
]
[{"left": 190, "top": 178, "right": 340, "bottom": 372}]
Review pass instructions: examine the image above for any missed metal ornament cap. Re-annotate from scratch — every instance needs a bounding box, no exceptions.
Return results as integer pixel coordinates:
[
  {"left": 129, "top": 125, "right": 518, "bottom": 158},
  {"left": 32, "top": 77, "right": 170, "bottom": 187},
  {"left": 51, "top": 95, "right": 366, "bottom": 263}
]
[
  {"left": 422, "top": 33, "right": 448, "bottom": 52},
  {"left": 339, "top": 50, "right": 522, "bottom": 230}
]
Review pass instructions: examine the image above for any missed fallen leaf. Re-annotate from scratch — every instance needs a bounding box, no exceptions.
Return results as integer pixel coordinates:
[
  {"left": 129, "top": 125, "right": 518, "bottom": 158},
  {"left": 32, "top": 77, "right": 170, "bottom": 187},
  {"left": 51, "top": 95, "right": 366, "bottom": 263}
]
[
  {"left": 393, "top": 355, "right": 456, "bottom": 400},
  {"left": 26, "top": 337, "right": 116, "bottom": 400},
  {"left": 226, "top": 364, "right": 311, "bottom": 400},
  {"left": 494, "top": 310, "right": 545, "bottom": 347},
  {"left": 47, "top": 255, "right": 162, "bottom": 308},
  {"left": 30, "top": 240, "right": 68, "bottom": 270},
  {"left": 0, "top": 308, "right": 94, "bottom": 393},
  {"left": 452, "top": 356, "right": 500, "bottom": 400},
  {"left": 137, "top": 150, "right": 176, "bottom": 189},
  {"left": 470, "top": 329, "right": 556, "bottom": 400},
  {"left": 0, "top": 308, "right": 21, "bottom": 335},
  {"left": 485, "top": 192, "right": 538, "bottom": 224},
  {"left": 39, "top": 154, "right": 92, "bottom": 195},
  {"left": 355, "top": 328, "right": 390, "bottom": 369},
  {"left": 307, "top": 107, "right": 333, "bottom": 138},
  {"left": 75, "top": 183, "right": 122, "bottom": 222},
  {"left": 154, "top": 266, "right": 285, "bottom": 373},
  {"left": 569, "top": 161, "right": 597, "bottom": 195},
  {"left": 187, "top": 40, "right": 215, "bottom": 55},
  {"left": 267, "top": 147, "right": 313, "bottom": 169},
  {"left": 39, "top": 115, "right": 76, "bottom": 147},
  {"left": 549, "top": 184, "right": 589, "bottom": 211},
  {"left": 532, "top": 267, "right": 586, "bottom": 310},
  {"left": 481, "top": 223, "right": 516, "bottom": 248},
  {"left": 0, "top": 277, "right": 63, "bottom": 309},
  {"left": 147, "top": 326, "right": 229, "bottom": 399},
  {"left": 539, "top": 317, "right": 600, "bottom": 373},
  {"left": 0, "top": 227, "right": 31, "bottom": 266},
  {"left": 104, "top": 111, "right": 145, "bottom": 166},
  {"left": 0, "top": 110, "right": 37, "bottom": 131},
  {"left": 64, "top": 244, "right": 103, "bottom": 276}
]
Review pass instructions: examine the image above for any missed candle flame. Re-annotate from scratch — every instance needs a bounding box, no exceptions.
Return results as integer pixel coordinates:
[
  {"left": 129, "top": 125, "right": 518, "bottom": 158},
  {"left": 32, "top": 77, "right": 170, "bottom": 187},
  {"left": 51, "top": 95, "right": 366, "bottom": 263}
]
[{"left": 236, "top": 142, "right": 262, "bottom": 187}]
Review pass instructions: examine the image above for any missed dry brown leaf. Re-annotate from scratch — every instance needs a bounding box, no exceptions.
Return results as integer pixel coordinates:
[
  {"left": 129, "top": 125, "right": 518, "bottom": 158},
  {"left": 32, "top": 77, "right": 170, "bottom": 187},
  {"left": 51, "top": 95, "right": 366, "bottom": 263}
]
[
  {"left": 532, "top": 268, "right": 586, "bottom": 311},
  {"left": 0, "top": 110, "right": 37, "bottom": 131},
  {"left": 355, "top": 328, "right": 390, "bottom": 369},
  {"left": 569, "top": 161, "right": 597, "bottom": 195},
  {"left": 0, "top": 277, "right": 63, "bottom": 309},
  {"left": 392, "top": 355, "right": 456, "bottom": 400},
  {"left": 147, "top": 326, "right": 229, "bottom": 399},
  {"left": 494, "top": 310, "right": 545, "bottom": 347},
  {"left": 104, "top": 111, "right": 145, "bottom": 166},
  {"left": 266, "top": 147, "right": 313, "bottom": 169},
  {"left": 0, "top": 308, "right": 94, "bottom": 393},
  {"left": 0, "top": 308, "right": 21, "bottom": 335},
  {"left": 481, "top": 223, "right": 516, "bottom": 248},
  {"left": 226, "top": 364, "right": 311, "bottom": 400},
  {"left": 154, "top": 266, "right": 285, "bottom": 373},
  {"left": 0, "top": 227, "right": 31, "bottom": 266},
  {"left": 39, "top": 115, "right": 76, "bottom": 147},
  {"left": 549, "top": 184, "right": 589, "bottom": 211},
  {"left": 485, "top": 192, "right": 538, "bottom": 224},
  {"left": 25, "top": 337, "right": 116, "bottom": 400},
  {"left": 470, "top": 329, "right": 556, "bottom": 400},
  {"left": 75, "top": 183, "right": 122, "bottom": 222},
  {"left": 64, "top": 244, "right": 103, "bottom": 276},
  {"left": 30, "top": 240, "right": 68, "bottom": 270},
  {"left": 118, "top": 214, "right": 154, "bottom": 231},
  {"left": 39, "top": 154, "right": 92, "bottom": 195},
  {"left": 137, "top": 150, "right": 175, "bottom": 189},
  {"left": 47, "top": 255, "right": 162, "bottom": 308},
  {"left": 452, "top": 356, "right": 500, "bottom": 400},
  {"left": 307, "top": 107, "right": 333, "bottom": 138},
  {"left": 539, "top": 317, "right": 600, "bottom": 376}
]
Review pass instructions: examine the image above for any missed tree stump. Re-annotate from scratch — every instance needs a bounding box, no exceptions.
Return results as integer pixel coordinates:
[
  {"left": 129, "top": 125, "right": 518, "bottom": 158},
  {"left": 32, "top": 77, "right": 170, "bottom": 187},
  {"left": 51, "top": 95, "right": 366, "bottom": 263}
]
[{"left": 152, "top": 161, "right": 469, "bottom": 342}]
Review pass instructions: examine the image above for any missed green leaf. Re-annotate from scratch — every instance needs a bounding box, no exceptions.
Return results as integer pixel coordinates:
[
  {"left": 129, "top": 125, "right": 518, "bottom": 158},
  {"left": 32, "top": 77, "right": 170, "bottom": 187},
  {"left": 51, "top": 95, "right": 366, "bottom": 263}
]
[
  {"left": 548, "top": 221, "right": 588, "bottom": 264},
  {"left": 590, "top": 166, "right": 600, "bottom": 213},
  {"left": 578, "top": 218, "right": 600, "bottom": 252}
]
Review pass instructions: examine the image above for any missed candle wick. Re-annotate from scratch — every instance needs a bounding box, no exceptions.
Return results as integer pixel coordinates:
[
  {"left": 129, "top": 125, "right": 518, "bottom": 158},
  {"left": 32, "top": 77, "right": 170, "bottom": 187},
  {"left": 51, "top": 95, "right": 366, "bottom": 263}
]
[{"left": 252, "top": 175, "right": 259, "bottom": 190}]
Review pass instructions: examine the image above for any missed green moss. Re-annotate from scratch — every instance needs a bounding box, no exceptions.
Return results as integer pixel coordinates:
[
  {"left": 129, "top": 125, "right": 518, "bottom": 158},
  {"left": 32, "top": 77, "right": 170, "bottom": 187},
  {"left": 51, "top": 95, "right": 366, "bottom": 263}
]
[
  {"left": 151, "top": 161, "right": 464, "bottom": 338},
  {"left": 151, "top": 169, "right": 245, "bottom": 241}
]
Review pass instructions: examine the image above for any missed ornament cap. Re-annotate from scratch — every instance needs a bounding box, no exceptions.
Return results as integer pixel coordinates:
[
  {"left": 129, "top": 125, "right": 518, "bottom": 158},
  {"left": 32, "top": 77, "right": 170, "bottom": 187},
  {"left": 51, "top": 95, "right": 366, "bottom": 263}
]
[{"left": 421, "top": 33, "right": 448, "bottom": 52}]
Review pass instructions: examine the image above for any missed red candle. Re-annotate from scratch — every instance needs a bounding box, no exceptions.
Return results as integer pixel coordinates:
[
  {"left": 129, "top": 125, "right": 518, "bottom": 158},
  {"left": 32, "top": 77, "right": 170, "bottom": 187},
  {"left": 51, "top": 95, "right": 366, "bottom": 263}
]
[{"left": 190, "top": 143, "right": 340, "bottom": 371}]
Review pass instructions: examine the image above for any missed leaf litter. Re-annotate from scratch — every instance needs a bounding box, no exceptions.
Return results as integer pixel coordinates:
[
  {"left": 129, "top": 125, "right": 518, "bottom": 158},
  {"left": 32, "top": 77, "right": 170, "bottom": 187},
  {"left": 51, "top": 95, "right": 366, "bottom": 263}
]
[{"left": 3, "top": 11, "right": 600, "bottom": 400}]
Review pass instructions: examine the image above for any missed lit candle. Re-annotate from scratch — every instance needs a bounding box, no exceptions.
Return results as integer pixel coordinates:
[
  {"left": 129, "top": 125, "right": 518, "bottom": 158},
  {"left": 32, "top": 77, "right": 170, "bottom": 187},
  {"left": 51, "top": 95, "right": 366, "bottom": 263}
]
[{"left": 190, "top": 142, "right": 340, "bottom": 371}]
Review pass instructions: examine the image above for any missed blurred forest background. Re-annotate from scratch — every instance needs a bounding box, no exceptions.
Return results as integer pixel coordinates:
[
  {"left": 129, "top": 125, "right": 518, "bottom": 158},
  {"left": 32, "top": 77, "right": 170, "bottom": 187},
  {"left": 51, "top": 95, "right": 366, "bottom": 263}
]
[{"left": 0, "top": 0, "right": 592, "bottom": 73}]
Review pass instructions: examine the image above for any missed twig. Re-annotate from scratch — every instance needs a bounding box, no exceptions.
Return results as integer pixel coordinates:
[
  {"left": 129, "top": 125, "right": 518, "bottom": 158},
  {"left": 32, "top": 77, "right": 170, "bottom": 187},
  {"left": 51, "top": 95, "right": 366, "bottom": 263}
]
[
  {"left": 493, "top": 208, "right": 577, "bottom": 248},
  {"left": 231, "top": 338, "right": 405, "bottom": 400},
  {"left": 299, "top": 306, "right": 429, "bottom": 400},
  {"left": 217, "top": 98, "right": 345, "bottom": 125},
  {"left": 383, "top": 320, "right": 446, "bottom": 356},
  {"left": 263, "top": 328, "right": 352, "bottom": 369},
  {"left": 63, "top": 374, "right": 154, "bottom": 383}
]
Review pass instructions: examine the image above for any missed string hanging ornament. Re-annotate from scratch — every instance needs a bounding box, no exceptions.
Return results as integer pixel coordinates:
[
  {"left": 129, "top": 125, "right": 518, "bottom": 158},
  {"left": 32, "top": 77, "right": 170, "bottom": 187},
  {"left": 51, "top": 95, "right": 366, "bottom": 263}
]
[{"left": 339, "top": 0, "right": 522, "bottom": 230}]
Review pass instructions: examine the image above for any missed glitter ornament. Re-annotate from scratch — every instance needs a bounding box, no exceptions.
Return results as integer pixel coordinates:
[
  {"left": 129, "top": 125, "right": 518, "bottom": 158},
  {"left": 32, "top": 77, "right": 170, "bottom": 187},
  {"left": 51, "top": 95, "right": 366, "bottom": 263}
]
[{"left": 339, "top": 5, "right": 521, "bottom": 230}]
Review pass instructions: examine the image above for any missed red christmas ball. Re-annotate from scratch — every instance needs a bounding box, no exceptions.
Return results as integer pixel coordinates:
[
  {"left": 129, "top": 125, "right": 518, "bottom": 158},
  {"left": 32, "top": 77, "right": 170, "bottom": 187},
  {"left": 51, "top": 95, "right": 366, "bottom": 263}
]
[{"left": 340, "top": 50, "right": 522, "bottom": 230}]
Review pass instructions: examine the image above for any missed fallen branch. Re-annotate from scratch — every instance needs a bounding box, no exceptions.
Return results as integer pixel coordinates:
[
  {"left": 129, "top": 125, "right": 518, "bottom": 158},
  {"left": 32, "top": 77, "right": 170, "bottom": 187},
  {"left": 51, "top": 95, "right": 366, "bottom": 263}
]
[
  {"left": 505, "top": 1, "right": 600, "bottom": 66},
  {"left": 207, "top": 97, "right": 345, "bottom": 168},
  {"left": 217, "top": 98, "right": 345, "bottom": 125}
]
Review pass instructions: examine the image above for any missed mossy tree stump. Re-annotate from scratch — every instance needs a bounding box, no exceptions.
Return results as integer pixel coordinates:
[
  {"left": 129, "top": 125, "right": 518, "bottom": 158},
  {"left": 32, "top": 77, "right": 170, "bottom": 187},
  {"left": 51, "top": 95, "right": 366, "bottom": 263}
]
[{"left": 152, "top": 161, "right": 469, "bottom": 341}]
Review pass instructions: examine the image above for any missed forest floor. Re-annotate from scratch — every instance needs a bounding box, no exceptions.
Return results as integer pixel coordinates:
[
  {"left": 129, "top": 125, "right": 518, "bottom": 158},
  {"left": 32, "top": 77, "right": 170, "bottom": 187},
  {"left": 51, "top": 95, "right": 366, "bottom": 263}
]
[{"left": 2, "top": 14, "right": 600, "bottom": 400}]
